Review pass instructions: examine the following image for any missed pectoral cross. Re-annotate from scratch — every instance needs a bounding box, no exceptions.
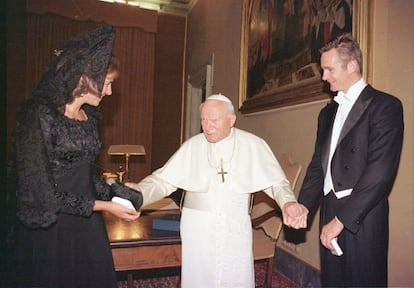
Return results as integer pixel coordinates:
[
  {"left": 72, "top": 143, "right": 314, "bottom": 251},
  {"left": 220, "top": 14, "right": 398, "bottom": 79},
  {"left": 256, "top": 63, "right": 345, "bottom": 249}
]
[{"left": 217, "top": 159, "right": 228, "bottom": 183}]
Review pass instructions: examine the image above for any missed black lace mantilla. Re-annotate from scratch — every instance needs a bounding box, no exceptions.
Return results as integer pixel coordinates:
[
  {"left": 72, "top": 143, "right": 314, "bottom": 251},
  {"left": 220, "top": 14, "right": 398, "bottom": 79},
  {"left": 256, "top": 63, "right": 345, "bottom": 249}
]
[
  {"left": 8, "top": 25, "right": 116, "bottom": 228},
  {"left": 32, "top": 25, "right": 115, "bottom": 111}
]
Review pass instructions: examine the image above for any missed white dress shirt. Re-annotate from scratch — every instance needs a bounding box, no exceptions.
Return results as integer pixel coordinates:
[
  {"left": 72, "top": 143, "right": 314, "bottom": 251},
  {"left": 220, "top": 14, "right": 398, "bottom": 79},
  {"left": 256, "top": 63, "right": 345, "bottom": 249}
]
[{"left": 324, "top": 78, "right": 367, "bottom": 198}]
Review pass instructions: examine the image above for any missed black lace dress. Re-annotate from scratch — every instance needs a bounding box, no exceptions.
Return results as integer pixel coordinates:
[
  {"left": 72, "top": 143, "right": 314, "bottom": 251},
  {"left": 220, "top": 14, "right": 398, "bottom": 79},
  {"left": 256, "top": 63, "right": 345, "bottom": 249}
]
[{"left": 14, "top": 107, "right": 117, "bottom": 288}]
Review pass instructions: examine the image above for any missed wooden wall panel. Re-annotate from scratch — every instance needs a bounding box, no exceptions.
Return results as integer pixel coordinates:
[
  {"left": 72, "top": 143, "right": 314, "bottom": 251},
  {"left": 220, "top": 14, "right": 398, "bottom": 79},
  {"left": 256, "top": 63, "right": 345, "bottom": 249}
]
[
  {"left": 98, "top": 27, "right": 155, "bottom": 182},
  {"left": 152, "top": 14, "right": 186, "bottom": 171}
]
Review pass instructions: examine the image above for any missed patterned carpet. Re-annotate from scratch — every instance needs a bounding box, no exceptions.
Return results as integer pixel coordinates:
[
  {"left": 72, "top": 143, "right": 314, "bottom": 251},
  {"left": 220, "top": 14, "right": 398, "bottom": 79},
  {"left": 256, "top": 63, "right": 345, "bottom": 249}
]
[{"left": 117, "top": 260, "right": 299, "bottom": 288}]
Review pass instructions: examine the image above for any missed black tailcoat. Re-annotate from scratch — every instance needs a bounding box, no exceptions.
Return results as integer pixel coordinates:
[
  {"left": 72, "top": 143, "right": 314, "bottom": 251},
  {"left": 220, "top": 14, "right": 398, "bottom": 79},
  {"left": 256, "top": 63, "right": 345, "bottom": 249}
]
[{"left": 298, "top": 85, "right": 404, "bottom": 287}]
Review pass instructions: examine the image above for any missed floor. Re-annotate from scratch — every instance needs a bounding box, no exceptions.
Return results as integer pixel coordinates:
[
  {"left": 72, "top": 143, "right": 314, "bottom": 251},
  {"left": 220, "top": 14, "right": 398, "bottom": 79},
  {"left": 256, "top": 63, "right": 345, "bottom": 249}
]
[{"left": 117, "top": 260, "right": 299, "bottom": 288}]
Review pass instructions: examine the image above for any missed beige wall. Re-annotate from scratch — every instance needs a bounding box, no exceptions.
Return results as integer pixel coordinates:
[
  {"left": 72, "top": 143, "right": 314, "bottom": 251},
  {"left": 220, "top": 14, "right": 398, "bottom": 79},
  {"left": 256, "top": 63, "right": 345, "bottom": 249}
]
[
  {"left": 370, "top": 0, "right": 414, "bottom": 285},
  {"left": 186, "top": 0, "right": 413, "bottom": 286}
]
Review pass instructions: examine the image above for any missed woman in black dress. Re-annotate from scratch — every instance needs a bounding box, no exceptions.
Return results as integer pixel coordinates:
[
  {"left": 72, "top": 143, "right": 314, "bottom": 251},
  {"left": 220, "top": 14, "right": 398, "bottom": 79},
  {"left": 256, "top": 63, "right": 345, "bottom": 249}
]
[{"left": 8, "top": 25, "right": 141, "bottom": 288}]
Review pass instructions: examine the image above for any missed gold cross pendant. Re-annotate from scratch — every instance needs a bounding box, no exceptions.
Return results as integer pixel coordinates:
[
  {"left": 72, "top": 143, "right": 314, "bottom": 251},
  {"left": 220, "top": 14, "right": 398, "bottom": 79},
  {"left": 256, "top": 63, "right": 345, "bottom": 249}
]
[{"left": 217, "top": 159, "right": 228, "bottom": 183}]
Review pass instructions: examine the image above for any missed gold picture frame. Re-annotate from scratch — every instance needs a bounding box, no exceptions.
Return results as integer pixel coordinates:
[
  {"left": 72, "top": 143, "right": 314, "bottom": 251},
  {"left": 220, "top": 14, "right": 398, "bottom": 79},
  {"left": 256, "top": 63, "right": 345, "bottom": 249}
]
[{"left": 239, "top": 0, "right": 371, "bottom": 114}]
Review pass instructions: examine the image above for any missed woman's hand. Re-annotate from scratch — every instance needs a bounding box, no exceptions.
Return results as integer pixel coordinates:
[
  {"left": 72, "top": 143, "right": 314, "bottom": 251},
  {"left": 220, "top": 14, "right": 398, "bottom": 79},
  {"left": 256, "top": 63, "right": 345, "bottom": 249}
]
[{"left": 94, "top": 200, "right": 140, "bottom": 221}]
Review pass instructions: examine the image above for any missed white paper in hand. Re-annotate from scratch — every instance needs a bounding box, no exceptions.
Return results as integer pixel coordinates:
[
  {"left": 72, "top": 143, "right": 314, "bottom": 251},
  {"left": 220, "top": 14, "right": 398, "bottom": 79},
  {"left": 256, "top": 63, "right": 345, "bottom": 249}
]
[
  {"left": 330, "top": 238, "right": 343, "bottom": 256},
  {"left": 112, "top": 196, "right": 136, "bottom": 211}
]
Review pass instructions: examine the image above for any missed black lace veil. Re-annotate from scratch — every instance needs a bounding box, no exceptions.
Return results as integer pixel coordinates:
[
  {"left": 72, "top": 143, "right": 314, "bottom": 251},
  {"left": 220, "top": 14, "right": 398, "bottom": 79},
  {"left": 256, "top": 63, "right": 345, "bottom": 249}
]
[
  {"left": 31, "top": 24, "right": 115, "bottom": 113},
  {"left": 8, "top": 24, "right": 116, "bottom": 228}
]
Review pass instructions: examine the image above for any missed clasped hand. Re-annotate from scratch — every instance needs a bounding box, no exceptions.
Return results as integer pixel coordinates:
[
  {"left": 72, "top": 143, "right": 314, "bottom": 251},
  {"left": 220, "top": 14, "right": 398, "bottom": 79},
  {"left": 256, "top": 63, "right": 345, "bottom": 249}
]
[
  {"left": 282, "top": 202, "right": 308, "bottom": 229},
  {"left": 109, "top": 201, "right": 140, "bottom": 221}
]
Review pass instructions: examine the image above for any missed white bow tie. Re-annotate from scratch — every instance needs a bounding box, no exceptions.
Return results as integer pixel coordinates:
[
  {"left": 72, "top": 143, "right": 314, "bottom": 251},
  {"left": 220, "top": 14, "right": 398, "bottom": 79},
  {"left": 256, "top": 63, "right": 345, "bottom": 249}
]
[{"left": 334, "top": 92, "right": 349, "bottom": 105}]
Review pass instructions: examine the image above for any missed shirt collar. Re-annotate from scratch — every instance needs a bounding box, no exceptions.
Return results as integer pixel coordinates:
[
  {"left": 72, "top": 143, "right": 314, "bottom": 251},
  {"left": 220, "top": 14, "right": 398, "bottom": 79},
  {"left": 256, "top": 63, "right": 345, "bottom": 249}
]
[{"left": 334, "top": 78, "right": 367, "bottom": 105}]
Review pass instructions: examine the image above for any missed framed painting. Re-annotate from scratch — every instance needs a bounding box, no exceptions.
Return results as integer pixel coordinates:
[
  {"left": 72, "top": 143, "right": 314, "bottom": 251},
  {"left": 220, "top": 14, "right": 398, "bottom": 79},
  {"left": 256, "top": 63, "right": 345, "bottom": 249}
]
[{"left": 239, "top": 0, "right": 370, "bottom": 114}]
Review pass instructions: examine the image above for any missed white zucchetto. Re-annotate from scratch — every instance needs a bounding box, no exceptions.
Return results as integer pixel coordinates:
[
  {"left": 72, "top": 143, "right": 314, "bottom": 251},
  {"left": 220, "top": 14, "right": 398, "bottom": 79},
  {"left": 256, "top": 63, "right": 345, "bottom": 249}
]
[{"left": 207, "top": 93, "right": 232, "bottom": 104}]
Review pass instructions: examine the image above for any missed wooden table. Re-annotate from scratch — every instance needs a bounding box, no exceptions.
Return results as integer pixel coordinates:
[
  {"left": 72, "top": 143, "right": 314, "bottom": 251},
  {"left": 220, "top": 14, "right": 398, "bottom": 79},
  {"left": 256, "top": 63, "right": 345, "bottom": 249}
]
[{"left": 104, "top": 209, "right": 182, "bottom": 287}]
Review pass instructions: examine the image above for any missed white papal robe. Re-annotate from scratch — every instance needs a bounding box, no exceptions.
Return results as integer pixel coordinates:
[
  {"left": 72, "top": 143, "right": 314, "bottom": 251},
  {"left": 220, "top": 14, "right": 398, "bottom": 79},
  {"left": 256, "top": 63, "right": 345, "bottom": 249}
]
[{"left": 137, "top": 128, "right": 296, "bottom": 288}]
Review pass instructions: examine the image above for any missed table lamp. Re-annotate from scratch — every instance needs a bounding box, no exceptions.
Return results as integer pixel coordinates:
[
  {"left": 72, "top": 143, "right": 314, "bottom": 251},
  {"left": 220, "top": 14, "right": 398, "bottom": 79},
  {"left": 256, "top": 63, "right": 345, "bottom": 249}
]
[{"left": 108, "top": 145, "right": 146, "bottom": 182}]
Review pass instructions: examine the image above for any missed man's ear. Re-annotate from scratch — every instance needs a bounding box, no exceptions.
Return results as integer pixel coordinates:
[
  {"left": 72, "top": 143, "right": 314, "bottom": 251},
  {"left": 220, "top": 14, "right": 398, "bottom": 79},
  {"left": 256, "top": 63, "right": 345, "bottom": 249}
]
[
  {"left": 347, "top": 59, "right": 359, "bottom": 73},
  {"left": 230, "top": 114, "right": 236, "bottom": 127}
]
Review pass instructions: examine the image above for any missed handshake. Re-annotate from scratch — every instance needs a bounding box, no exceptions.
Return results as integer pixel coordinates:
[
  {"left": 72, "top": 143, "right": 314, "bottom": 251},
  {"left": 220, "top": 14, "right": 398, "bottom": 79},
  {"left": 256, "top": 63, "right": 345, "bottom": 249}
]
[
  {"left": 281, "top": 202, "right": 308, "bottom": 229},
  {"left": 110, "top": 180, "right": 143, "bottom": 211}
]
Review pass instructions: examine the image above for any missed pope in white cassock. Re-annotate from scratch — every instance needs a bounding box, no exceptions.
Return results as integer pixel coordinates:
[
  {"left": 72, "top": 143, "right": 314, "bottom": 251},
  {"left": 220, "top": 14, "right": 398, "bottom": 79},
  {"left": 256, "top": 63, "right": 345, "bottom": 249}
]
[{"left": 126, "top": 94, "right": 307, "bottom": 288}]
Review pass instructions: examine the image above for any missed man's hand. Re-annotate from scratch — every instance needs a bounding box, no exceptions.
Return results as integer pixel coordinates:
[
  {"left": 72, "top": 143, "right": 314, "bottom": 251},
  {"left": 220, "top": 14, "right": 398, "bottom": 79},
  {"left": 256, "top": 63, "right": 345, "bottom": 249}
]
[
  {"left": 124, "top": 182, "right": 140, "bottom": 191},
  {"left": 320, "top": 217, "right": 344, "bottom": 250},
  {"left": 282, "top": 201, "right": 308, "bottom": 229}
]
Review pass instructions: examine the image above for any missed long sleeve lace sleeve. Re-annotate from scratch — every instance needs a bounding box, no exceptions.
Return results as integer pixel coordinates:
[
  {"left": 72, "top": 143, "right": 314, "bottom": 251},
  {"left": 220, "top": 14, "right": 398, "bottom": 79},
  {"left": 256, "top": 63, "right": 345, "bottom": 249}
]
[
  {"left": 93, "top": 174, "right": 113, "bottom": 200},
  {"left": 55, "top": 189, "right": 95, "bottom": 216}
]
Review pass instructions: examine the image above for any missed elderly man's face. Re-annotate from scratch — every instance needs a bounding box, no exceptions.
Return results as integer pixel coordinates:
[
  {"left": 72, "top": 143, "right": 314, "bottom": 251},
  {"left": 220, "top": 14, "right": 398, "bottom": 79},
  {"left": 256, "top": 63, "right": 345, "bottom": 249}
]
[{"left": 200, "top": 100, "right": 236, "bottom": 143}]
